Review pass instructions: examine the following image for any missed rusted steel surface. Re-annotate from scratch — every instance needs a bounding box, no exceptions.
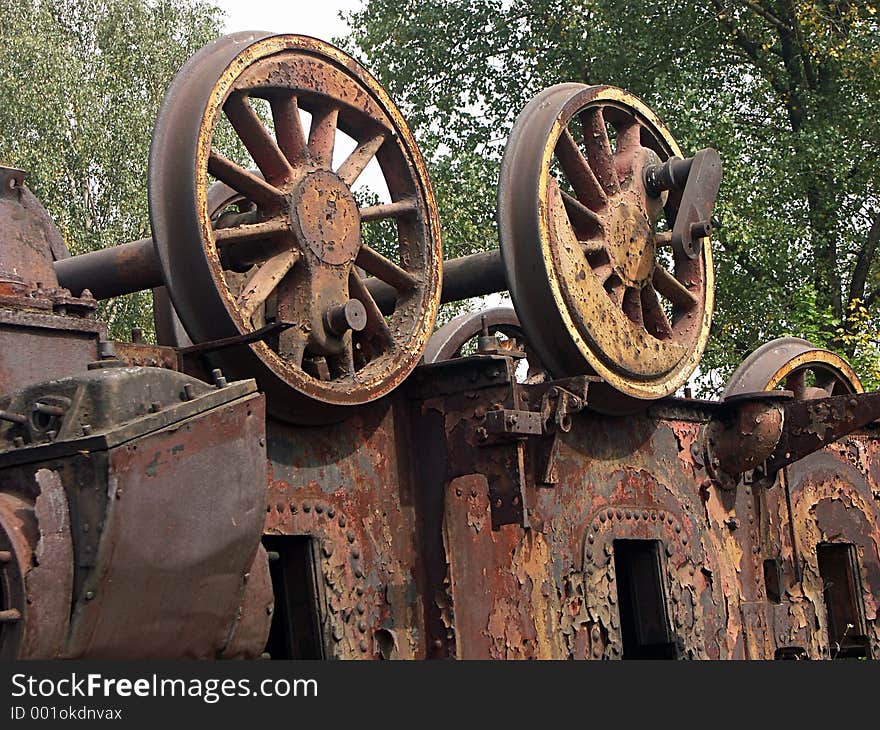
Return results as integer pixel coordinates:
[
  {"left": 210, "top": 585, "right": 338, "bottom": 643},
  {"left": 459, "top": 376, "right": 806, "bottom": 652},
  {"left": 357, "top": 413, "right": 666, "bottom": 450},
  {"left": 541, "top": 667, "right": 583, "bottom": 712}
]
[
  {"left": 0, "top": 362, "right": 269, "bottom": 659},
  {"left": 262, "top": 400, "right": 424, "bottom": 659},
  {"left": 401, "top": 363, "right": 880, "bottom": 659},
  {"left": 0, "top": 166, "right": 68, "bottom": 288},
  {"left": 0, "top": 311, "right": 104, "bottom": 395}
]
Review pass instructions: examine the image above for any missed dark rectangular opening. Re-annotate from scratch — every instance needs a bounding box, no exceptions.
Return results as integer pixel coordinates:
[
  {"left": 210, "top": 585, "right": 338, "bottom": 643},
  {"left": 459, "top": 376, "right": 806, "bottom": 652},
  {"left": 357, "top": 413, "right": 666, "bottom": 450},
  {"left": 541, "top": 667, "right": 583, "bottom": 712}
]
[
  {"left": 613, "top": 539, "right": 677, "bottom": 659},
  {"left": 262, "top": 535, "right": 325, "bottom": 660},
  {"left": 816, "top": 543, "right": 871, "bottom": 659},
  {"left": 763, "top": 558, "right": 782, "bottom": 603}
]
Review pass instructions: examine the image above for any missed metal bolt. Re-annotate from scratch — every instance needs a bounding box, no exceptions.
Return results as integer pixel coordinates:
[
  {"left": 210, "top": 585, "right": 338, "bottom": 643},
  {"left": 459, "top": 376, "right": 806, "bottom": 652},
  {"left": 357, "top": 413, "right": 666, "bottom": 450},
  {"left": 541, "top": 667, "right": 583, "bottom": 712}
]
[
  {"left": 12, "top": 436, "right": 24, "bottom": 448},
  {"left": 359, "top": 640, "right": 369, "bottom": 653},
  {"left": 357, "top": 620, "right": 367, "bottom": 633},
  {"left": 327, "top": 507, "right": 335, "bottom": 518},
  {"left": 315, "top": 504, "right": 324, "bottom": 514},
  {"left": 266, "top": 606, "right": 273, "bottom": 615},
  {"left": 322, "top": 543, "right": 334, "bottom": 558},
  {"left": 351, "top": 548, "right": 360, "bottom": 559},
  {"left": 338, "top": 515, "right": 347, "bottom": 527},
  {"left": 356, "top": 602, "right": 365, "bottom": 615},
  {"left": 211, "top": 368, "right": 227, "bottom": 388},
  {"left": 97, "top": 340, "right": 116, "bottom": 359},
  {"left": 354, "top": 566, "right": 364, "bottom": 579},
  {"left": 303, "top": 503, "right": 311, "bottom": 513},
  {"left": 84, "top": 591, "right": 95, "bottom": 601},
  {"left": 82, "top": 424, "right": 92, "bottom": 435},
  {"left": 183, "top": 383, "right": 195, "bottom": 401},
  {"left": 130, "top": 327, "right": 144, "bottom": 344},
  {"left": 346, "top": 531, "right": 355, "bottom": 543}
]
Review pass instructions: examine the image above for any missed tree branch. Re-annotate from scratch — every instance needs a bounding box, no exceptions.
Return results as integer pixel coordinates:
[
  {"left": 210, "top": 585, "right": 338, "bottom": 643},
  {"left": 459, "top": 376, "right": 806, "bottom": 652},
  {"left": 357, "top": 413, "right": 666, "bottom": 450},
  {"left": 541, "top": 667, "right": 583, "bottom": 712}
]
[{"left": 849, "top": 208, "right": 880, "bottom": 305}]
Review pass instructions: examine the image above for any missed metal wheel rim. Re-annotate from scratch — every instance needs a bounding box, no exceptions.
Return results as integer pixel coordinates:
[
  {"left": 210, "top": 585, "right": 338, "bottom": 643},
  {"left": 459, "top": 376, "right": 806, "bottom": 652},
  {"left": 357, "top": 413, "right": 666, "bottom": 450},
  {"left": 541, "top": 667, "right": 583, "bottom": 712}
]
[
  {"left": 149, "top": 32, "right": 441, "bottom": 417},
  {"left": 498, "top": 84, "right": 713, "bottom": 399},
  {"left": 723, "top": 336, "right": 863, "bottom": 399},
  {"left": 424, "top": 306, "right": 548, "bottom": 381}
]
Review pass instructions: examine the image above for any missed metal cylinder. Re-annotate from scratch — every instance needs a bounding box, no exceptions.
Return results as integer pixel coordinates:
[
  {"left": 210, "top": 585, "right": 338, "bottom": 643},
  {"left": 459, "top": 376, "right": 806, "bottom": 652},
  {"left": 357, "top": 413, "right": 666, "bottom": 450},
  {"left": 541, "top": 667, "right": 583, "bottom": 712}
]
[
  {"left": 368, "top": 248, "right": 507, "bottom": 313},
  {"left": 55, "top": 238, "right": 508, "bottom": 310},
  {"left": 54, "top": 238, "right": 163, "bottom": 300}
]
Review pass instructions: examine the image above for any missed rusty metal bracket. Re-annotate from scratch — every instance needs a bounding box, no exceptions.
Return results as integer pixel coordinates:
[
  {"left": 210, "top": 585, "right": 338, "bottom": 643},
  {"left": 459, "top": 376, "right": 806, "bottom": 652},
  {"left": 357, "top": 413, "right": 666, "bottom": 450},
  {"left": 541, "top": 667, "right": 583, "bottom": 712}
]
[
  {"left": 705, "top": 389, "right": 880, "bottom": 490},
  {"left": 407, "top": 355, "right": 513, "bottom": 399},
  {"left": 540, "top": 380, "right": 589, "bottom": 433},
  {"left": 483, "top": 409, "right": 543, "bottom": 439},
  {"left": 646, "top": 148, "right": 722, "bottom": 260}
]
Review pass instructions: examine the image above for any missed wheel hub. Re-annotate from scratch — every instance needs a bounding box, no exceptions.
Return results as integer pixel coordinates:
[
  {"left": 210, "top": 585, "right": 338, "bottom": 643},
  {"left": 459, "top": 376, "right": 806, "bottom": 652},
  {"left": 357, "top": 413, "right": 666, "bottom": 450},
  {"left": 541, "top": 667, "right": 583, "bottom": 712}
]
[
  {"left": 605, "top": 199, "right": 654, "bottom": 287},
  {"left": 290, "top": 170, "right": 361, "bottom": 266}
]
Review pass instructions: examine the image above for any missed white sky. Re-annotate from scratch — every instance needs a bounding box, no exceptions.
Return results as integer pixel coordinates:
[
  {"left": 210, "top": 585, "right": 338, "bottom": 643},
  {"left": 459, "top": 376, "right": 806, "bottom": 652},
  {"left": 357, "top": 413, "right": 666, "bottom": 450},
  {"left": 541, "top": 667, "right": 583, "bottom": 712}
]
[{"left": 214, "top": 0, "right": 357, "bottom": 41}]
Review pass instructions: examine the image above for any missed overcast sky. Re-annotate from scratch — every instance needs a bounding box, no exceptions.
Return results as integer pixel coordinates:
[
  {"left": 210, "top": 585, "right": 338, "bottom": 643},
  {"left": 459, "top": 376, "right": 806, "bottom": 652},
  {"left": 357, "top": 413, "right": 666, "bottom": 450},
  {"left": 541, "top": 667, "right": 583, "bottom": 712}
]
[{"left": 214, "top": 0, "right": 357, "bottom": 41}]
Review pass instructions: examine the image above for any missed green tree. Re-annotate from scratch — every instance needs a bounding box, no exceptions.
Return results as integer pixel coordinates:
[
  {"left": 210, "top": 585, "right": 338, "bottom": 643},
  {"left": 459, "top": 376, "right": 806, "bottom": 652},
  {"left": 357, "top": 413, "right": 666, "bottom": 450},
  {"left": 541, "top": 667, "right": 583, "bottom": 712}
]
[
  {"left": 0, "top": 0, "right": 224, "bottom": 339},
  {"left": 343, "top": 0, "right": 880, "bottom": 391}
]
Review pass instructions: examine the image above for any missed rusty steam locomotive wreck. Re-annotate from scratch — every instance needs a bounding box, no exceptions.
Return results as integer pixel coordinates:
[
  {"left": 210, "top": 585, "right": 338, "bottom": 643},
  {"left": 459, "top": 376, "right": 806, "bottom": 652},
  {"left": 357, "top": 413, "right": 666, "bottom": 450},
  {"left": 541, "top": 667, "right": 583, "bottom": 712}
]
[{"left": 1, "top": 32, "right": 878, "bottom": 660}]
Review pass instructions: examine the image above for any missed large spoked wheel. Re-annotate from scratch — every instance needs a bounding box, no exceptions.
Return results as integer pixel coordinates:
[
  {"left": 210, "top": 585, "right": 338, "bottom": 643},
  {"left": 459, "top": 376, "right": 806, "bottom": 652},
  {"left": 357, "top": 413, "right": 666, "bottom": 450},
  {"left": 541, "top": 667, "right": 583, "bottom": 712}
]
[
  {"left": 498, "top": 84, "right": 713, "bottom": 401},
  {"left": 424, "top": 307, "right": 549, "bottom": 383},
  {"left": 723, "top": 337, "right": 862, "bottom": 399},
  {"left": 149, "top": 32, "right": 441, "bottom": 421}
]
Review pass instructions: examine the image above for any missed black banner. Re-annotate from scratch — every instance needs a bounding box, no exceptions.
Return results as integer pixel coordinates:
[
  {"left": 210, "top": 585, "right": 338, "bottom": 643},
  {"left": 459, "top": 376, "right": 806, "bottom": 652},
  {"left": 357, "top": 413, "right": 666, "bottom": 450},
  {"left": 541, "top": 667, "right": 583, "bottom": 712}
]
[{"left": 0, "top": 660, "right": 875, "bottom": 725}]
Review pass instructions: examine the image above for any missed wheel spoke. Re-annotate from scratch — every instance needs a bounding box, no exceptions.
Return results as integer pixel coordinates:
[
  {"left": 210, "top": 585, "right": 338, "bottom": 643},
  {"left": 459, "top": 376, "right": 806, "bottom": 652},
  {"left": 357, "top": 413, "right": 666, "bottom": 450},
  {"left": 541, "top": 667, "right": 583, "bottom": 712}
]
[
  {"left": 613, "top": 116, "right": 644, "bottom": 181},
  {"left": 237, "top": 249, "right": 300, "bottom": 322},
  {"left": 328, "top": 334, "right": 355, "bottom": 378},
  {"left": 652, "top": 265, "right": 698, "bottom": 310},
  {"left": 641, "top": 284, "right": 673, "bottom": 339},
  {"left": 555, "top": 128, "right": 606, "bottom": 209},
  {"left": 224, "top": 92, "right": 294, "bottom": 183},
  {"left": 360, "top": 199, "right": 418, "bottom": 222},
  {"left": 271, "top": 94, "right": 310, "bottom": 166},
  {"left": 213, "top": 217, "right": 291, "bottom": 247},
  {"left": 208, "top": 150, "right": 286, "bottom": 209},
  {"left": 581, "top": 240, "right": 606, "bottom": 257},
  {"left": 349, "top": 270, "right": 394, "bottom": 348},
  {"left": 581, "top": 107, "right": 620, "bottom": 194},
  {"left": 812, "top": 369, "right": 838, "bottom": 396},
  {"left": 622, "top": 286, "right": 643, "bottom": 326},
  {"left": 337, "top": 132, "right": 387, "bottom": 186},
  {"left": 615, "top": 116, "right": 642, "bottom": 154},
  {"left": 355, "top": 244, "right": 418, "bottom": 291},
  {"left": 308, "top": 104, "right": 339, "bottom": 167},
  {"left": 592, "top": 262, "right": 614, "bottom": 283},
  {"left": 785, "top": 369, "right": 808, "bottom": 399},
  {"left": 561, "top": 189, "right": 602, "bottom": 231}
]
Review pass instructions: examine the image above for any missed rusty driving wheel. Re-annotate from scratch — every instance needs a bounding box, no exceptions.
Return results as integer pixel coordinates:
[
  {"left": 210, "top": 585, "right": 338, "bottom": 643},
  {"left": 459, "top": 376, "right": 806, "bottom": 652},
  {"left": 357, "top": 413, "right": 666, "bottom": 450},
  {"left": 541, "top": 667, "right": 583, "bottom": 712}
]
[
  {"left": 498, "top": 84, "right": 714, "bottom": 401},
  {"left": 723, "top": 337, "right": 862, "bottom": 399},
  {"left": 149, "top": 32, "right": 441, "bottom": 421}
]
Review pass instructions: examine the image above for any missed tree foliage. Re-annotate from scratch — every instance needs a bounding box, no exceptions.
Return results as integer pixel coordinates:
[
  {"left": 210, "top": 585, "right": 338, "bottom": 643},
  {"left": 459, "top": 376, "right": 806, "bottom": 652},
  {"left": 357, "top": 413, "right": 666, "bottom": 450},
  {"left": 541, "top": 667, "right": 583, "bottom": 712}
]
[
  {"left": 343, "top": 0, "right": 880, "bottom": 391},
  {"left": 0, "top": 0, "right": 223, "bottom": 339}
]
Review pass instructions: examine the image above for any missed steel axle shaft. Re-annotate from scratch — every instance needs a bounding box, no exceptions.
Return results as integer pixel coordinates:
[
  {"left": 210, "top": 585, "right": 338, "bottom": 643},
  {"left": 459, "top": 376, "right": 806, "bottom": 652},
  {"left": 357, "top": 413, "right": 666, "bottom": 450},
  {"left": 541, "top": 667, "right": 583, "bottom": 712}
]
[{"left": 54, "top": 237, "right": 509, "bottom": 310}]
